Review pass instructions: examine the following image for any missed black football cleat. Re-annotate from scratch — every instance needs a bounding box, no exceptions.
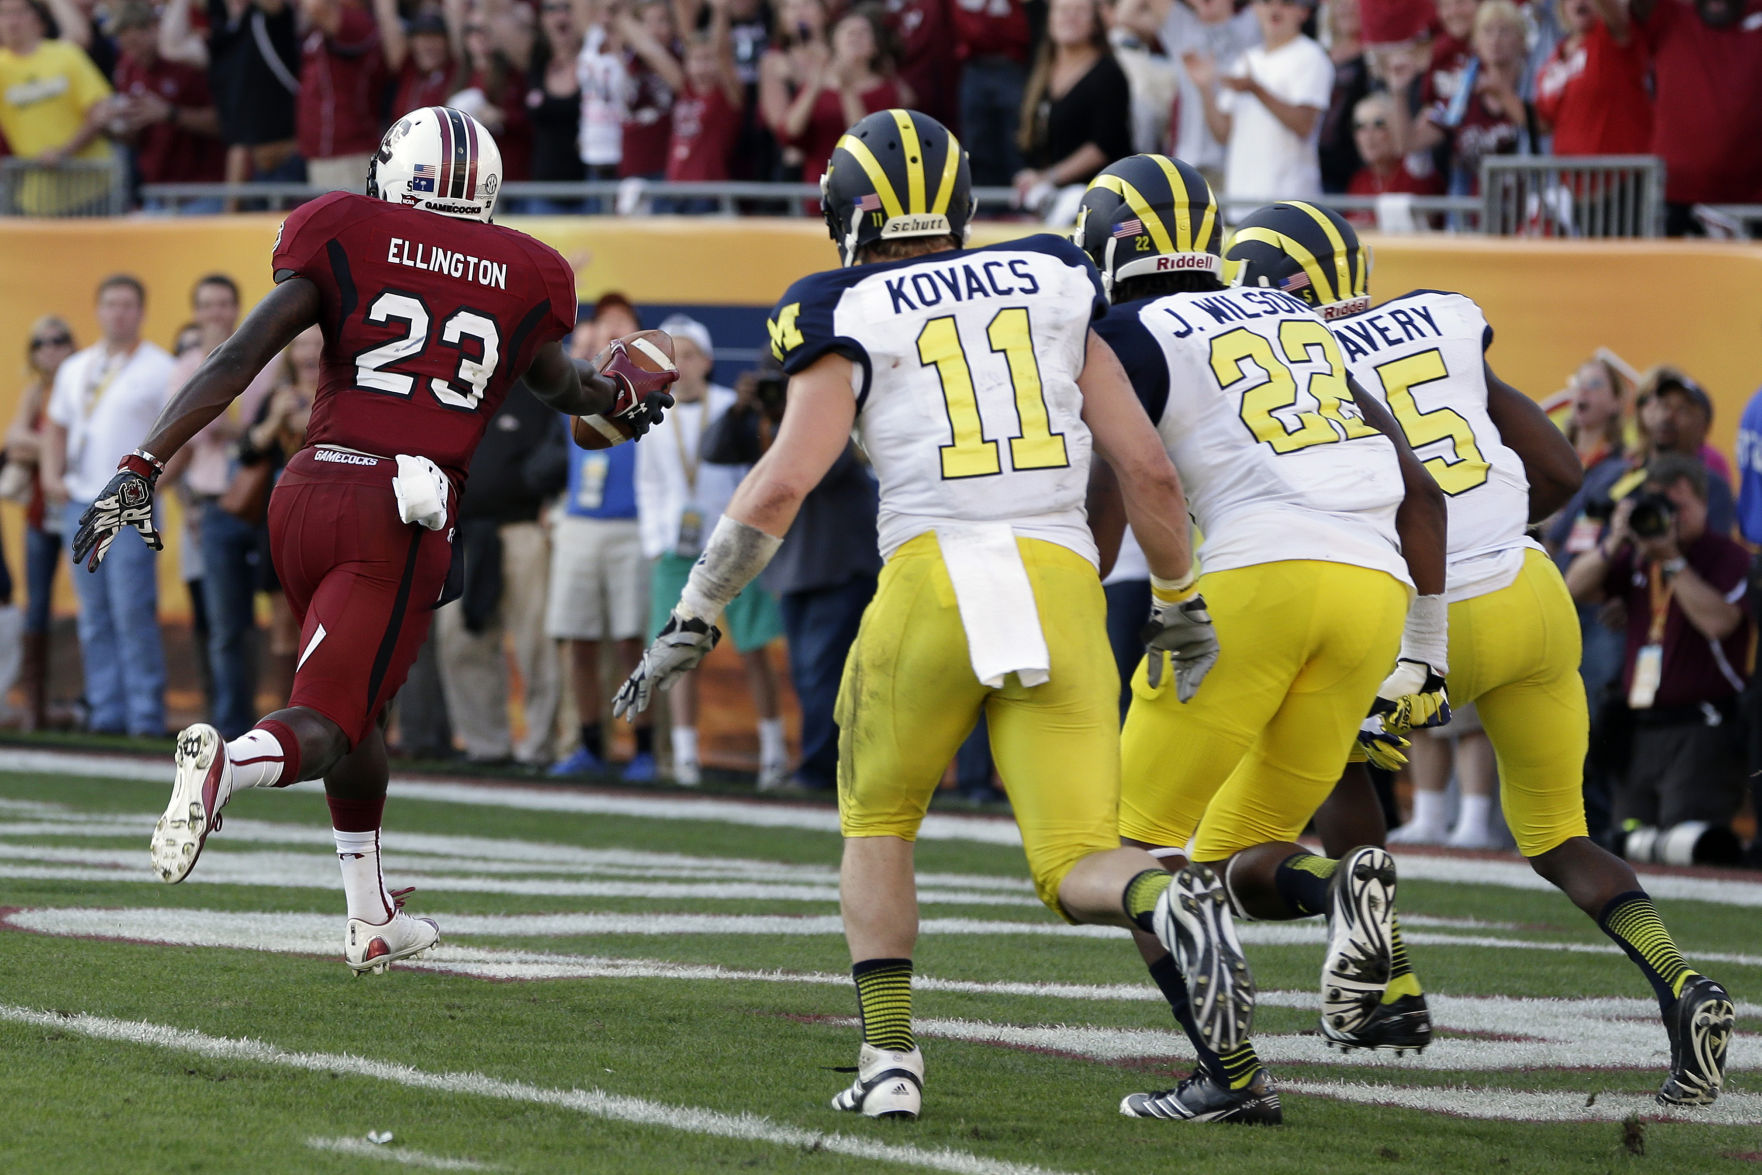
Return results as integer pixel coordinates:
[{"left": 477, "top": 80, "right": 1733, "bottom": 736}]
[
  {"left": 1120, "top": 1068, "right": 1283, "bottom": 1124},
  {"left": 1322, "top": 992, "right": 1432, "bottom": 1056},
  {"left": 1658, "top": 975, "right": 1734, "bottom": 1106}
]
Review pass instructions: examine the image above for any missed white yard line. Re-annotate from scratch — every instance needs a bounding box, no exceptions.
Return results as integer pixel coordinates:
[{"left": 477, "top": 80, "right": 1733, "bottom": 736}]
[
  {"left": 1280, "top": 1079, "right": 1762, "bottom": 1125},
  {"left": 304, "top": 1136, "right": 501, "bottom": 1171},
  {"left": 0, "top": 1003, "right": 1075, "bottom": 1175},
  {"left": 8, "top": 747, "right": 1758, "bottom": 910}
]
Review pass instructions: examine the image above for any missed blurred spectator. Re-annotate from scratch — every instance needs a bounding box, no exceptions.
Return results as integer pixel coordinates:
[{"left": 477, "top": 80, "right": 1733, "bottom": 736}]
[
  {"left": 437, "top": 381, "right": 569, "bottom": 767},
  {"left": 952, "top": 0, "right": 1034, "bottom": 188},
  {"left": 163, "top": 274, "right": 277, "bottom": 739},
  {"left": 548, "top": 297, "right": 657, "bottom": 782},
  {"left": 1637, "top": 368, "right": 1734, "bottom": 522},
  {"left": 1632, "top": 0, "right": 1762, "bottom": 236},
  {"left": 578, "top": 0, "right": 628, "bottom": 186},
  {"left": 1734, "top": 368, "right": 1762, "bottom": 864},
  {"left": 701, "top": 357, "right": 881, "bottom": 793},
  {"left": 1534, "top": 0, "right": 1651, "bottom": 157},
  {"left": 884, "top": 0, "right": 954, "bottom": 127},
  {"left": 1188, "top": 0, "right": 1333, "bottom": 203},
  {"left": 375, "top": 1, "right": 458, "bottom": 118},
  {"left": 711, "top": 0, "right": 782, "bottom": 182},
  {"left": 108, "top": 1, "right": 225, "bottom": 205},
  {"left": 636, "top": 314, "right": 785, "bottom": 787},
  {"left": 1105, "top": 0, "right": 1182, "bottom": 155},
  {"left": 1, "top": 314, "right": 76, "bottom": 731},
  {"left": 1143, "top": 0, "right": 1259, "bottom": 193},
  {"left": 616, "top": 0, "right": 683, "bottom": 180},
  {"left": 1425, "top": 0, "right": 1481, "bottom": 101},
  {"left": 523, "top": 0, "right": 586, "bottom": 211},
  {"left": 1317, "top": 0, "right": 1371, "bottom": 193},
  {"left": 1394, "top": 0, "right": 1533, "bottom": 196},
  {"left": 160, "top": 0, "right": 300, "bottom": 191},
  {"left": 0, "top": 0, "right": 117, "bottom": 213},
  {"left": 764, "top": 0, "right": 905, "bottom": 193},
  {"left": 39, "top": 275, "right": 173, "bottom": 736},
  {"left": 665, "top": 0, "right": 743, "bottom": 199},
  {"left": 1565, "top": 455, "right": 1751, "bottom": 839},
  {"left": 296, "top": 0, "right": 388, "bottom": 191},
  {"left": 1343, "top": 89, "right": 1441, "bottom": 224},
  {"left": 1389, "top": 709, "right": 1501, "bottom": 847},
  {"left": 237, "top": 327, "right": 317, "bottom": 705},
  {"left": 455, "top": 10, "right": 533, "bottom": 180},
  {"left": 1013, "top": 0, "right": 1131, "bottom": 215}
]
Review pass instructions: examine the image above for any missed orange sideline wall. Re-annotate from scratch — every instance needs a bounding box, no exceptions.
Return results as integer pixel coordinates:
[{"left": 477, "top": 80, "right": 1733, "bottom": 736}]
[{"left": 2, "top": 215, "right": 1760, "bottom": 620}]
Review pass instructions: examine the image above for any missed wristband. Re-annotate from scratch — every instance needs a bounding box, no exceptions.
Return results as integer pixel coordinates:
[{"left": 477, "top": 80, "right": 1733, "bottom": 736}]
[
  {"left": 1150, "top": 563, "right": 1200, "bottom": 604},
  {"left": 1398, "top": 593, "right": 1448, "bottom": 675},
  {"left": 677, "top": 515, "right": 785, "bottom": 622},
  {"left": 121, "top": 451, "right": 162, "bottom": 482}
]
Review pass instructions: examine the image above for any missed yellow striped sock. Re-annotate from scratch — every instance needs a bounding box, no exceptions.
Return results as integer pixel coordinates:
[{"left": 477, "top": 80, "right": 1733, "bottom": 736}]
[
  {"left": 1599, "top": 892, "right": 1695, "bottom": 1012},
  {"left": 853, "top": 958, "right": 916, "bottom": 1053}
]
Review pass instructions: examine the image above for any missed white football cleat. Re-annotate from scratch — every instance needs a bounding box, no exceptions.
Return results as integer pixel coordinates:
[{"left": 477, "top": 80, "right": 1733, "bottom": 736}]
[
  {"left": 150, "top": 724, "right": 233, "bottom": 883},
  {"left": 344, "top": 905, "right": 441, "bottom": 976},
  {"left": 831, "top": 1042, "right": 923, "bottom": 1120},
  {"left": 1320, "top": 846, "right": 1399, "bottom": 1039}
]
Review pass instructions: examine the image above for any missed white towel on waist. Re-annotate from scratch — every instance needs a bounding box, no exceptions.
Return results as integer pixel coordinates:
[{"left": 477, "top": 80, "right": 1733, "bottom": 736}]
[
  {"left": 392, "top": 454, "right": 450, "bottom": 531},
  {"left": 935, "top": 524, "right": 1051, "bottom": 689}
]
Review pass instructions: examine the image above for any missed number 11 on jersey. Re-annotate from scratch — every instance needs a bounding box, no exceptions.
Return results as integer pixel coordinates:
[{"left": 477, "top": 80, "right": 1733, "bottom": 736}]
[{"left": 919, "top": 307, "right": 1070, "bottom": 480}]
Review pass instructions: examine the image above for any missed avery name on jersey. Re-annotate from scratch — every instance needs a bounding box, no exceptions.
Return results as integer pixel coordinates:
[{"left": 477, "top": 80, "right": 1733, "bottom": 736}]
[
  {"left": 882, "top": 258, "right": 1043, "bottom": 314},
  {"left": 386, "top": 237, "right": 509, "bottom": 290},
  {"left": 1331, "top": 303, "right": 1444, "bottom": 362}
]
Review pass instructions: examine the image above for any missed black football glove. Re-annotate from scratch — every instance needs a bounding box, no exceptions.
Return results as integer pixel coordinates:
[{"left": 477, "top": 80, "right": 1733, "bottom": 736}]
[
  {"left": 1141, "top": 591, "right": 1220, "bottom": 703},
  {"left": 612, "top": 610, "right": 722, "bottom": 720},
  {"left": 601, "top": 339, "right": 679, "bottom": 440},
  {"left": 71, "top": 453, "right": 162, "bottom": 572}
]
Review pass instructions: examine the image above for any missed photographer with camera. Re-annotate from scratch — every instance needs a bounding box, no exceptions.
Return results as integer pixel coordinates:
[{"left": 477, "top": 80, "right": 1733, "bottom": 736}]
[
  {"left": 700, "top": 354, "right": 880, "bottom": 794},
  {"left": 1566, "top": 454, "right": 1751, "bottom": 843}
]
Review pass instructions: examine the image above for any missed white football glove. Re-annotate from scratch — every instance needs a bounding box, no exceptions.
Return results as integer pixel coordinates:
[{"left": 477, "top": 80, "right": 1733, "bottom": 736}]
[
  {"left": 612, "top": 610, "right": 722, "bottom": 721},
  {"left": 1372, "top": 659, "right": 1451, "bottom": 735},
  {"left": 1142, "top": 592, "right": 1220, "bottom": 703}
]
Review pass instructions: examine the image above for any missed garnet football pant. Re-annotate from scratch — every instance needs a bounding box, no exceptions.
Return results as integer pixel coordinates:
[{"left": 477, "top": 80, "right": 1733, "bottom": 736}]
[{"left": 269, "top": 449, "right": 455, "bottom": 748}]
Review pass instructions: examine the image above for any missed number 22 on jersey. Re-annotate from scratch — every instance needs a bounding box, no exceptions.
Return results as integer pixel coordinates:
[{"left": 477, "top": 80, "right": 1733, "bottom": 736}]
[{"left": 919, "top": 307, "right": 1070, "bottom": 480}]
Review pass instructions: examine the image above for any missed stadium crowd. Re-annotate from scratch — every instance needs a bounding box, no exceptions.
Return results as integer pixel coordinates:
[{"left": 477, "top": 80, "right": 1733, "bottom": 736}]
[{"left": 0, "top": 0, "right": 1758, "bottom": 230}]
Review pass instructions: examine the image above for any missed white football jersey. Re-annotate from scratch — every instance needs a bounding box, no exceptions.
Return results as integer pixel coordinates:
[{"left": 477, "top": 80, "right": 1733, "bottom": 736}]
[
  {"left": 767, "top": 235, "right": 1103, "bottom": 562},
  {"left": 1098, "top": 284, "right": 1410, "bottom": 586},
  {"left": 1332, "top": 290, "right": 1536, "bottom": 602}
]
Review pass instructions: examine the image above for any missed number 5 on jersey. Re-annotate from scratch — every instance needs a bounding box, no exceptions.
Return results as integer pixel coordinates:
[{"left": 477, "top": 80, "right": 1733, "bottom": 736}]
[{"left": 919, "top": 307, "right": 1069, "bottom": 480}]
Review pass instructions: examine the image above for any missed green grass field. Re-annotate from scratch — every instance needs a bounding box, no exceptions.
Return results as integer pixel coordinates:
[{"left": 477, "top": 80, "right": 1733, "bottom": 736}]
[{"left": 2, "top": 748, "right": 1758, "bottom": 1174}]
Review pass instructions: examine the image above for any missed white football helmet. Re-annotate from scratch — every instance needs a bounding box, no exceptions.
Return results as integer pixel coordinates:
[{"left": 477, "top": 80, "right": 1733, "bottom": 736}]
[{"left": 366, "top": 106, "right": 504, "bottom": 223}]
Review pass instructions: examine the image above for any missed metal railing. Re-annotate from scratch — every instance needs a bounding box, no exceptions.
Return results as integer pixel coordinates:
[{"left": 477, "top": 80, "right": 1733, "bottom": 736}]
[
  {"left": 1479, "top": 155, "right": 1665, "bottom": 238},
  {"left": 0, "top": 157, "right": 128, "bottom": 217}
]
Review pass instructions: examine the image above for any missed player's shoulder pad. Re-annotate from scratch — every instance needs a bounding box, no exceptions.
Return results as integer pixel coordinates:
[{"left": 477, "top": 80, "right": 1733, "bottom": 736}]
[
  {"left": 273, "top": 190, "right": 364, "bottom": 276},
  {"left": 983, "top": 233, "right": 1109, "bottom": 316},
  {"left": 1384, "top": 287, "right": 1492, "bottom": 351},
  {"left": 1093, "top": 301, "right": 1171, "bottom": 425},
  {"left": 767, "top": 267, "right": 867, "bottom": 376}
]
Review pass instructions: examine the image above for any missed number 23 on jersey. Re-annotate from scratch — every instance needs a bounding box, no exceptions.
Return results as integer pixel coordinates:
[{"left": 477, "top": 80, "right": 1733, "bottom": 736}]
[{"left": 1211, "top": 319, "right": 1377, "bottom": 453}]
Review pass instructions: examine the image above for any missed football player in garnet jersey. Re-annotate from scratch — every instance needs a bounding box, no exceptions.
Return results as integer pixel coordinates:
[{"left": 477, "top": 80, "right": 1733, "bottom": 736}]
[{"left": 71, "top": 107, "right": 678, "bottom": 975}]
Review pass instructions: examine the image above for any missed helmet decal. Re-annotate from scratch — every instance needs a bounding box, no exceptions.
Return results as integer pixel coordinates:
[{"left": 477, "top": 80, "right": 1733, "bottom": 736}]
[
  {"left": 371, "top": 106, "right": 503, "bottom": 224},
  {"left": 821, "top": 109, "right": 975, "bottom": 267}
]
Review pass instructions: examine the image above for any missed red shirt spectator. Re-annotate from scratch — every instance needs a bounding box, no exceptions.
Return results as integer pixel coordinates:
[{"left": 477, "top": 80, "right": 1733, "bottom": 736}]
[
  {"left": 373, "top": 4, "right": 456, "bottom": 122},
  {"left": 886, "top": 0, "right": 954, "bottom": 125},
  {"left": 1344, "top": 92, "right": 1443, "bottom": 225},
  {"left": 1535, "top": 0, "right": 1653, "bottom": 155},
  {"left": 296, "top": 0, "right": 387, "bottom": 163},
  {"left": 796, "top": 78, "right": 903, "bottom": 186},
  {"left": 1635, "top": 0, "right": 1762, "bottom": 208},
  {"left": 619, "top": 0, "right": 682, "bottom": 179},
  {"left": 110, "top": 4, "right": 225, "bottom": 183},
  {"left": 951, "top": 0, "right": 1031, "bottom": 62},
  {"left": 667, "top": 33, "right": 743, "bottom": 182}
]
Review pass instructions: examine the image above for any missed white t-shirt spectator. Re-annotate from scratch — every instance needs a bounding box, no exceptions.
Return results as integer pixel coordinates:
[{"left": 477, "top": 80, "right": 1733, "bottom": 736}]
[
  {"left": 47, "top": 341, "right": 175, "bottom": 503},
  {"left": 1161, "top": 1, "right": 1260, "bottom": 172},
  {"left": 1219, "top": 35, "right": 1333, "bottom": 202},
  {"left": 576, "top": 25, "right": 626, "bottom": 169},
  {"left": 634, "top": 386, "right": 748, "bottom": 559}
]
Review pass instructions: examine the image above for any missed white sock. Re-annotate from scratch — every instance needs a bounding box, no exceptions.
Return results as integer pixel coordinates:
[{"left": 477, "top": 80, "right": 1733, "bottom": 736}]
[
  {"left": 227, "top": 729, "right": 287, "bottom": 790},
  {"left": 672, "top": 726, "right": 699, "bottom": 768},
  {"left": 333, "top": 828, "right": 395, "bottom": 923},
  {"left": 1452, "top": 793, "right": 1492, "bottom": 837},
  {"left": 1407, "top": 787, "right": 1447, "bottom": 831},
  {"left": 758, "top": 717, "right": 786, "bottom": 765}
]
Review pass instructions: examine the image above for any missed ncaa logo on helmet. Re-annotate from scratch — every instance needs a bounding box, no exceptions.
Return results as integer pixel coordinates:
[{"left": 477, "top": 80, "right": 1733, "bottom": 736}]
[{"left": 369, "top": 106, "right": 505, "bottom": 224}]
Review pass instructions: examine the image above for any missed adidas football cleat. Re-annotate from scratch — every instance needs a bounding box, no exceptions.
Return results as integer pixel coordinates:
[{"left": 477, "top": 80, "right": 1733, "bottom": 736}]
[
  {"left": 1658, "top": 974, "right": 1734, "bottom": 1106},
  {"left": 1320, "top": 846, "right": 1400, "bottom": 1039},
  {"left": 1322, "top": 992, "right": 1432, "bottom": 1055},
  {"left": 344, "top": 899, "right": 441, "bottom": 976},
  {"left": 831, "top": 1042, "right": 923, "bottom": 1120},
  {"left": 1154, "top": 864, "right": 1255, "bottom": 1054},
  {"left": 1120, "top": 1068, "right": 1282, "bottom": 1124},
  {"left": 150, "top": 724, "right": 234, "bottom": 884}
]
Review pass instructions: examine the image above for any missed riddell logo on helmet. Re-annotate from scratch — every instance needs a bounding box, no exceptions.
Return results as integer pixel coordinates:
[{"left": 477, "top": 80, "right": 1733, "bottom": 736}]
[{"left": 1154, "top": 254, "right": 1212, "bottom": 271}]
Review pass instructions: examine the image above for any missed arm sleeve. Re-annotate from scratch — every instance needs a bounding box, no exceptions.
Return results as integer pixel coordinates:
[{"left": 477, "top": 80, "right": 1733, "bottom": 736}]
[
  {"left": 537, "top": 245, "right": 582, "bottom": 347},
  {"left": 768, "top": 272, "right": 870, "bottom": 385}
]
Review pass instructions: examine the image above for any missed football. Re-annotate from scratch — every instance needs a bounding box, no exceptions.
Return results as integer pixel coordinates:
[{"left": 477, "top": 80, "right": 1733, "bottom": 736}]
[{"left": 570, "top": 329, "right": 677, "bottom": 449}]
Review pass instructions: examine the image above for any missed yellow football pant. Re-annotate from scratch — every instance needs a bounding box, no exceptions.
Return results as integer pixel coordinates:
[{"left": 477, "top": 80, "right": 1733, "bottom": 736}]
[
  {"left": 1120, "top": 560, "right": 1409, "bottom": 862},
  {"left": 1444, "top": 548, "right": 1590, "bottom": 857},
  {"left": 836, "top": 532, "right": 1122, "bottom": 917}
]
